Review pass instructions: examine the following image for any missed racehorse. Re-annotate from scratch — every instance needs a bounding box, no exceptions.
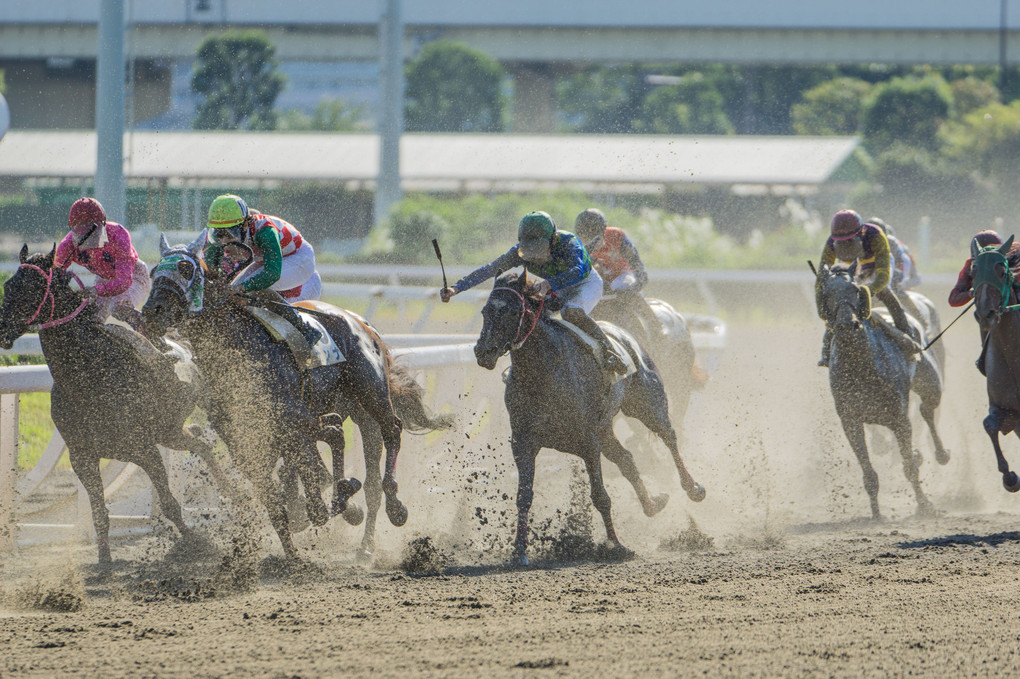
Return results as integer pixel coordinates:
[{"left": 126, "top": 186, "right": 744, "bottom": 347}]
[
  {"left": 591, "top": 291, "right": 704, "bottom": 427},
  {"left": 474, "top": 271, "right": 705, "bottom": 566},
  {"left": 969, "top": 235, "right": 1020, "bottom": 492},
  {"left": 0, "top": 245, "right": 224, "bottom": 565},
  {"left": 142, "top": 234, "right": 436, "bottom": 560},
  {"left": 816, "top": 262, "right": 949, "bottom": 519}
]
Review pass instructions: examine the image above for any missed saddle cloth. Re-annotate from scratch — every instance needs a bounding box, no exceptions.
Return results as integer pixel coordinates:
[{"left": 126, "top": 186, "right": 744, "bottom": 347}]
[
  {"left": 549, "top": 317, "right": 638, "bottom": 382},
  {"left": 245, "top": 306, "right": 345, "bottom": 370}
]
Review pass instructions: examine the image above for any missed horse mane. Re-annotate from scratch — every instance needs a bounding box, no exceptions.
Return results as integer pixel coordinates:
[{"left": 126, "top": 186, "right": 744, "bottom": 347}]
[{"left": 494, "top": 270, "right": 544, "bottom": 303}]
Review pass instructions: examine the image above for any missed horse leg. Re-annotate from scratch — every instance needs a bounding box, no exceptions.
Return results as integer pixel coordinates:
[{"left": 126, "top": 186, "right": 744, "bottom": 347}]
[
  {"left": 891, "top": 419, "right": 933, "bottom": 516},
  {"left": 318, "top": 422, "right": 362, "bottom": 518},
  {"left": 985, "top": 408, "right": 1020, "bottom": 492},
  {"left": 511, "top": 441, "right": 539, "bottom": 567},
  {"left": 840, "top": 418, "right": 881, "bottom": 519},
  {"left": 133, "top": 446, "right": 192, "bottom": 541},
  {"left": 69, "top": 451, "right": 112, "bottom": 566},
  {"left": 579, "top": 448, "right": 624, "bottom": 551},
  {"left": 352, "top": 378, "right": 406, "bottom": 527},
  {"left": 912, "top": 355, "right": 950, "bottom": 466},
  {"left": 599, "top": 433, "right": 669, "bottom": 517},
  {"left": 919, "top": 396, "right": 950, "bottom": 466},
  {"left": 354, "top": 413, "right": 384, "bottom": 562},
  {"left": 248, "top": 459, "right": 301, "bottom": 561},
  {"left": 165, "top": 423, "right": 242, "bottom": 501}
]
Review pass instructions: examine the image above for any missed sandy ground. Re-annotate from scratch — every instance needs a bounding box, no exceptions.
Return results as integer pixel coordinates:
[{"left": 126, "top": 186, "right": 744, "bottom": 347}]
[{"left": 3, "top": 288, "right": 1020, "bottom": 677}]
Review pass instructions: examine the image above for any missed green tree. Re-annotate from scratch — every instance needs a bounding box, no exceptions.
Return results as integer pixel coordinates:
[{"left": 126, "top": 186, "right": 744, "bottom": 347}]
[
  {"left": 943, "top": 101, "right": 1020, "bottom": 189},
  {"left": 557, "top": 64, "right": 650, "bottom": 133},
  {"left": 277, "top": 98, "right": 368, "bottom": 131},
  {"left": 635, "top": 73, "right": 734, "bottom": 134},
  {"left": 949, "top": 76, "right": 1000, "bottom": 118},
  {"left": 191, "top": 30, "right": 286, "bottom": 130},
  {"left": 791, "top": 77, "right": 873, "bottom": 135},
  {"left": 405, "top": 40, "right": 506, "bottom": 132},
  {"left": 861, "top": 75, "right": 953, "bottom": 152}
]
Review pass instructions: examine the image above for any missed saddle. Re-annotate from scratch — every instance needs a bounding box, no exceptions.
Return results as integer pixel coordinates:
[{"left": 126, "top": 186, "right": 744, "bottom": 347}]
[
  {"left": 550, "top": 317, "right": 638, "bottom": 381},
  {"left": 244, "top": 306, "right": 345, "bottom": 370}
]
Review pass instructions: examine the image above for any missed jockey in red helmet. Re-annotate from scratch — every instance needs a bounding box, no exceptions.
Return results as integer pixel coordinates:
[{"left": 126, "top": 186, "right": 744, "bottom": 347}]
[
  {"left": 816, "top": 209, "right": 922, "bottom": 367},
  {"left": 54, "top": 197, "right": 150, "bottom": 332}
]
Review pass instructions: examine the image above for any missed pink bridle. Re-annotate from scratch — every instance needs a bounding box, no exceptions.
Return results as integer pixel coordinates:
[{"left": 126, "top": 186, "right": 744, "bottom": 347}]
[
  {"left": 491, "top": 286, "right": 546, "bottom": 350},
  {"left": 19, "top": 263, "right": 90, "bottom": 330}
]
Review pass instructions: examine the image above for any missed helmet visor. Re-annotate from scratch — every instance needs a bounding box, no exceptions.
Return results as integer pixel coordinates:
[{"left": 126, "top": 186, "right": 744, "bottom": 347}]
[{"left": 212, "top": 225, "right": 245, "bottom": 243}]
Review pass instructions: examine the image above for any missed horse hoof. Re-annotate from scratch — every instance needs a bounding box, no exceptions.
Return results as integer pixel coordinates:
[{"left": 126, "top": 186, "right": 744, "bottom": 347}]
[
  {"left": 686, "top": 483, "right": 706, "bottom": 503},
  {"left": 1004, "top": 472, "right": 1020, "bottom": 493},
  {"left": 386, "top": 499, "right": 408, "bottom": 527},
  {"left": 645, "top": 493, "right": 669, "bottom": 517},
  {"left": 356, "top": 548, "right": 373, "bottom": 564},
  {"left": 341, "top": 504, "right": 365, "bottom": 526},
  {"left": 935, "top": 448, "right": 951, "bottom": 466},
  {"left": 510, "top": 553, "right": 529, "bottom": 568}
]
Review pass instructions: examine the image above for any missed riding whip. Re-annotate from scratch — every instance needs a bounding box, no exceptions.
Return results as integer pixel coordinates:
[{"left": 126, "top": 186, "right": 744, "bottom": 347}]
[
  {"left": 922, "top": 299, "right": 974, "bottom": 351},
  {"left": 432, "top": 238, "right": 449, "bottom": 290}
]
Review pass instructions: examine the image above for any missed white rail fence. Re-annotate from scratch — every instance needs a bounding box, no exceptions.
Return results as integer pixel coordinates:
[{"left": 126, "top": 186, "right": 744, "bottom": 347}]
[{"left": 0, "top": 283, "right": 727, "bottom": 554}]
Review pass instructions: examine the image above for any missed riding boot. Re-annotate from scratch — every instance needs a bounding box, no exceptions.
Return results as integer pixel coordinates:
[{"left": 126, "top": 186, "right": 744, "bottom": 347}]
[
  {"left": 563, "top": 308, "right": 628, "bottom": 375},
  {"left": 895, "top": 286, "right": 924, "bottom": 327},
  {"left": 248, "top": 289, "right": 322, "bottom": 347},
  {"left": 111, "top": 304, "right": 148, "bottom": 336},
  {"left": 818, "top": 327, "right": 832, "bottom": 367},
  {"left": 631, "top": 292, "right": 666, "bottom": 338},
  {"left": 877, "top": 288, "right": 923, "bottom": 359}
]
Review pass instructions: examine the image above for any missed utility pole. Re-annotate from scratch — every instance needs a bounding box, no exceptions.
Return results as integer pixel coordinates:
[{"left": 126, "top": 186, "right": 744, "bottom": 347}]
[
  {"left": 375, "top": 0, "right": 404, "bottom": 229},
  {"left": 1001, "top": 0, "right": 1010, "bottom": 95},
  {"left": 95, "top": 0, "right": 126, "bottom": 223}
]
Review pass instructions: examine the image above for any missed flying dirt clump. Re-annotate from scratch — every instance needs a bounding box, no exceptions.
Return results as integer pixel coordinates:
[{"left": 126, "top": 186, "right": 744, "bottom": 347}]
[
  {"left": 661, "top": 517, "right": 715, "bottom": 553},
  {"left": 400, "top": 536, "right": 452, "bottom": 575},
  {"left": 12, "top": 572, "right": 85, "bottom": 613}
]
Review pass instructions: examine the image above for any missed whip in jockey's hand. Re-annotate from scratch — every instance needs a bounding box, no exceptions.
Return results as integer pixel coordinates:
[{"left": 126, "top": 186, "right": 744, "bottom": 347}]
[{"left": 440, "top": 287, "right": 456, "bottom": 303}]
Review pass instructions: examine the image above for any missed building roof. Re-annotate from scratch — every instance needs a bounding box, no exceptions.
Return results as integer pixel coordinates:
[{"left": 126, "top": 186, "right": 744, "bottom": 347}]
[{"left": 0, "top": 131, "right": 862, "bottom": 193}]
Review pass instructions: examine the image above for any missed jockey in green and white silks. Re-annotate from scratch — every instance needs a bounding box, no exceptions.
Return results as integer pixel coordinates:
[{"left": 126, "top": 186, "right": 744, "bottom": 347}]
[{"left": 440, "top": 211, "right": 626, "bottom": 374}]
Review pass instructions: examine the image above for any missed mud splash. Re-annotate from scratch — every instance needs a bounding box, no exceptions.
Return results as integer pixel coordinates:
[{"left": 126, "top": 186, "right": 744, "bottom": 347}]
[
  {"left": 400, "top": 536, "right": 451, "bottom": 575},
  {"left": 661, "top": 517, "right": 715, "bottom": 552}
]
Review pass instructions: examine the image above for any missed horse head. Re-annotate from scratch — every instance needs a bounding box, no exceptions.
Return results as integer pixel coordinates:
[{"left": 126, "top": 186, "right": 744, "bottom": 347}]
[
  {"left": 142, "top": 232, "right": 207, "bottom": 337},
  {"left": 818, "top": 261, "right": 871, "bottom": 337},
  {"left": 474, "top": 270, "right": 545, "bottom": 370},
  {"left": 0, "top": 244, "right": 85, "bottom": 349},
  {"left": 972, "top": 235, "right": 1016, "bottom": 329}
]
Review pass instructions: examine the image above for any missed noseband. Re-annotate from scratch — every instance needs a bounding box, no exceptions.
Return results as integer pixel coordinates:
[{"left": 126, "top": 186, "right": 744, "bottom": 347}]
[
  {"left": 490, "top": 286, "right": 546, "bottom": 352},
  {"left": 18, "top": 263, "right": 89, "bottom": 330}
]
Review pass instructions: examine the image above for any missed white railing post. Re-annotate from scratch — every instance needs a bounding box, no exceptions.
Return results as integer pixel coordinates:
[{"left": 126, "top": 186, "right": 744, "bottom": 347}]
[{"left": 0, "top": 393, "right": 19, "bottom": 552}]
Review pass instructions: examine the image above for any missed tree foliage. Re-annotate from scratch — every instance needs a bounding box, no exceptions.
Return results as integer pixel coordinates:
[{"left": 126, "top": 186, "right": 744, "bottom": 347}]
[
  {"left": 791, "top": 77, "right": 872, "bottom": 135},
  {"left": 558, "top": 65, "right": 650, "bottom": 133},
  {"left": 277, "top": 98, "right": 368, "bottom": 132},
  {"left": 862, "top": 75, "right": 953, "bottom": 152},
  {"left": 635, "top": 73, "right": 734, "bottom": 134},
  {"left": 405, "top": 40, "right": 506, "bottom": 132},
  {"left": 943, "top": 102, "right": 1020, "bottom": 188},
  {"left": 191, "top": 30, "right": 286, "bottom": 130}
]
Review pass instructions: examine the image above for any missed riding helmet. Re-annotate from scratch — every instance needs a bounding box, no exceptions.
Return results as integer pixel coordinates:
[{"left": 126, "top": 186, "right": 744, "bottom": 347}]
[
  {"left": 518, "top": 211, "right": 556, "bottom": 260},
  {"left": 830, "top": 209, "right": 863, "bottom": 241},
  {"left": 574, "top": 208, "right": 607, "bottom": 245},
  {"left": 207, "top": 194, "right": 250, "bottom": 229}
]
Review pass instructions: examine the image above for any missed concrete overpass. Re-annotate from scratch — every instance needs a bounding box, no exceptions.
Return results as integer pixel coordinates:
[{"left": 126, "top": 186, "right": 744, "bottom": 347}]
[{"left": 2, "top": 0, "right": 1020, "bottom": 130}]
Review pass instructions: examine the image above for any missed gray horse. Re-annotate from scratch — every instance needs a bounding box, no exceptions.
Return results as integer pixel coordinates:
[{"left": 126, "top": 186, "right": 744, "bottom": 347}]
[
  {"left": 473, "top": 271, "right": 705, "bottom": 566},
  {"left": 816, "top": 262, "right": 948, "bottom": 519}
]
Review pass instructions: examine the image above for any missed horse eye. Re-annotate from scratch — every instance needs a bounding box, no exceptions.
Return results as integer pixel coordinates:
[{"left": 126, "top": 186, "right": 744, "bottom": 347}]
[{"left": 178, "top": 261, "right": 195, "bottom": 279}]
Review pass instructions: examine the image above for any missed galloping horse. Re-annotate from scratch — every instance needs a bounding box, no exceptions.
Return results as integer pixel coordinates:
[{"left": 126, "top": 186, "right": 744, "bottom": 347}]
[
  {"left": 816, "top": 262, "right": 949, "bottom": 519},
  {"left": 142, "top": 235, "right": 438, "bottom": 560},
  {"left": 0, "top": 245, "right": 222, "bottom": 565},
  {"left": 969, "top": 235, "right": 1020, "bottom": 492},
  {"left": 591, "top": 291, "right": 703, "bottom": 426},
  {"left": 474, "top": 271, "right": 705, "bottom": 566}
]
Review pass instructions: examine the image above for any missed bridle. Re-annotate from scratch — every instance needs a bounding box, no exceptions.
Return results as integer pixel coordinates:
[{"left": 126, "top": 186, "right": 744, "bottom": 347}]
[
  {"left": 18, "top": 263, "right": 89, "bottom": 331},
  {"left": 150, "top": 250, "right": 204, "bottom": 312},
  {"left": 490, "top": 286, "right": 546, "bottom": 352},
  {"left": 972, "top": 248, "right": 1020, "bottom": 319},
  {"left": 823, "top": 273, "right": 864, "bottom": 326}
]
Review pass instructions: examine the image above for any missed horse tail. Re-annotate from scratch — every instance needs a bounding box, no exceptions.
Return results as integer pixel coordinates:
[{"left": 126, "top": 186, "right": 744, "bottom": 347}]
[{"left": 383, "top": 349, "right": 455, "bottom": 433}]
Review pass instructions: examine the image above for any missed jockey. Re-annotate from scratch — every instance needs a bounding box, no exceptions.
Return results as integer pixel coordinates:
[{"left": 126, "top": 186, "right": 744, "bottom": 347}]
[
  {"left": 54, "top": 197, "right": 150, "bottom": 332},
  {"left": 948, "top": 229, "right": 1004, "bottom": 308},
  {"left": 573, "top": 208, "right": 665, "bottom": 338},
  {"left": 867, "top": 216, "right": 923, "bottom": 321},
  {"left": 440, "top": 210, "right": 626, "bottom": 374},
  {"left": 817, "top": 209, "right": 923, "bottom": 367},
  {"left": 204, "top": 194, "right": 322, "bottom": 346}
]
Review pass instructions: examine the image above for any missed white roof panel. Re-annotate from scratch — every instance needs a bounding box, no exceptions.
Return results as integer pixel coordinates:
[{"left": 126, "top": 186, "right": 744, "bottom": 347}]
[{"left": 0, "top": 131, "right": 858, "bottom": 189}]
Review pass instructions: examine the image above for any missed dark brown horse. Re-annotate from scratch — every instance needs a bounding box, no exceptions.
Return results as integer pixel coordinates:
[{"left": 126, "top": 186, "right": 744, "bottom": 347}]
[
  {"left": 474, "top": 271, "right": 705, "bottom": 566},
  {"left": 0, "top": 245, "right": 223, "bottom": 565},
  {"left": 816, "top": 262, "right": 948, "bottom": 519},
  {"left": 969, "top": 235, "right": 1020, "bottom": 492}
]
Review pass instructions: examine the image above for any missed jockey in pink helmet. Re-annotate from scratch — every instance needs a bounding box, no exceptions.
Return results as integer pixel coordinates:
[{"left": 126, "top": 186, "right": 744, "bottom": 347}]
[{"left": 54, "top": 197, "right": 150, "bottom": 331}]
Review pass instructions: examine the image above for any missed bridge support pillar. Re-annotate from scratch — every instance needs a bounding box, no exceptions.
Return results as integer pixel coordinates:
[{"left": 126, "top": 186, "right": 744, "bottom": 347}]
[
  {"left": 510, "top": 64, "right": 558, "bottom": 133},
  {"left": 0, "top": 393, "right": 19, "bottom": 553}
]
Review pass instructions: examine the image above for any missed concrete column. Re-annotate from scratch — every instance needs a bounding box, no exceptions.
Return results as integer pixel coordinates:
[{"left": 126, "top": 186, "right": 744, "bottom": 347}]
[
  {"left": 375, "top": 0, "right": 404, "bottom": 228},
  {"left": 510, "top": 64, "right": 558, "bottom": 134},
  {"left": 96, "top": 0, "right": 127, "bottom": 222},
  {"left": 0, "top": 394, "right": 19, "bottom": 553}
]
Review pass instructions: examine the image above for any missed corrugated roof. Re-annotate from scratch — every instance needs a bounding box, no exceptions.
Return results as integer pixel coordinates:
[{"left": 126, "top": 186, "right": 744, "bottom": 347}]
[{"left": 0, "top": 131, "right": 860, "bottom": 191}]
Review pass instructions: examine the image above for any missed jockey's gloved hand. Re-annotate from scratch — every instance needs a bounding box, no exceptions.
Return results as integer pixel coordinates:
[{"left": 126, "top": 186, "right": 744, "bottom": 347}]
[
  {"left": 610, "top": 273, "right": 638, "bottom": 292},
  {"left": 535, "top": 280, "right": 553, "bottom": 297},
  {"left": 82, "top": 286, "right": 99, "bottom": 300},
  {"left": 440, "top": 287, "right": 456, "bottom": 303}
]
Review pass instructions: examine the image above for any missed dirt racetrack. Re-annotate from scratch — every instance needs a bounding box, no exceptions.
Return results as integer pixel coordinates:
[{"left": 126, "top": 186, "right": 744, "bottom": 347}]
[{"left": 3, "top": 290, "right": 1020, "bottom": 677}]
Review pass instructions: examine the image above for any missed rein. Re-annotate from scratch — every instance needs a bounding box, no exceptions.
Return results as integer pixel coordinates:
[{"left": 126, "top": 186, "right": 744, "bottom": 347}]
[
  {"left": 491, "top": 286, "right": 546, "bottom": 351},
  {"left": 20, "top": 263, "right": 89, "bottom": 330}
]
